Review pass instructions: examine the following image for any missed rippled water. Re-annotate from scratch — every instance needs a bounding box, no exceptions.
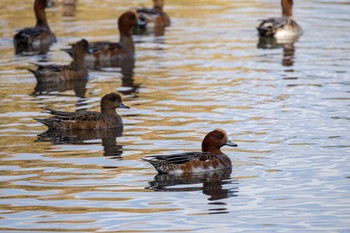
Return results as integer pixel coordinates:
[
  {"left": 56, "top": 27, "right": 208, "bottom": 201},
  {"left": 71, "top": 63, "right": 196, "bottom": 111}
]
[{"left": 0, "top": 0, "right": 349, "bottom": 232}]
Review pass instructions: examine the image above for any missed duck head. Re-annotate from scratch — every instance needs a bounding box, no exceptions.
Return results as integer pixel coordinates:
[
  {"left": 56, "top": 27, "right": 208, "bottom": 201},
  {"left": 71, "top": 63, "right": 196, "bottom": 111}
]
[
  {"left": 101, "top": 92, "right": 130, "bottom": 114},
  {"left": 119, "top": 11, "right": 138, "bottom": 37},
  {"left": 201, "top": 129, "right": 237, "bottom": 155}
]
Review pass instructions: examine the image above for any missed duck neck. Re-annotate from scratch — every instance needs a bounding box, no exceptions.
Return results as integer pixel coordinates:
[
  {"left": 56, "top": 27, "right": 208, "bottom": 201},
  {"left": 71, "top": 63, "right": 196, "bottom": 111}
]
[
  {"left": 202, "top": 142, "right": 223, "bottom": 155},
  {"left": 119, "top": 34, "right": 135, "bottom": 56},
  {"left": 73, "top": 51, "right": 87, "bottom": 70},
  {"left": 153, "top": 6, "right": 163, "bottom": 12},
  {"left": 281, "top": 0, "right": 293, "bottom": 17},
  {"left": 153, "top": 0, "right": 164, "bottom": 11},
  {"left": 101, "top": 106, "right": 117, "bottom": 116},
  {"left": 34, "top": 0, "right": 50, "bottom": 29}
]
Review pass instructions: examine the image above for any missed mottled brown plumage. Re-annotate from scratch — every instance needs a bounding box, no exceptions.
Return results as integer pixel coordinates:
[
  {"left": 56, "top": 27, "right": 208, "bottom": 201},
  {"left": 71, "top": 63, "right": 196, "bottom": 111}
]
[
  {"left": 35, "top": 93, "right": 130, "bottom": 130},
  {"left": 143, "top": 129, "right": 237, "bottom": 174}
]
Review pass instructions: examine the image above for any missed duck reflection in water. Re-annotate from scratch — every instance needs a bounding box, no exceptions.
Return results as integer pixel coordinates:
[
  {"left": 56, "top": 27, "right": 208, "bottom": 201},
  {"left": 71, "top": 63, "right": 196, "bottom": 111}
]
[
  {"left": 35, "top": 129, "right": 124, "bottom": 158},
  {"left": 118, "top": 57, "right": 140, "bottom": 96},
  {"left": 146, "top": 168, "right": 239, "bottom": 201},
  {"left": 257, "top": 36, "right": 297, "bottom": 67},
  {"left": 32, "top": 79, "right": 88, "bottom": 98}
]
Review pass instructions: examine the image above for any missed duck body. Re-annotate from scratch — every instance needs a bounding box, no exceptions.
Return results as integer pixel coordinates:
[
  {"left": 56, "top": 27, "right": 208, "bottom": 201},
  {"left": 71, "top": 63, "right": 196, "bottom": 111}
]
[
  {"left": 28, "top": 39, "right": 90, "bottom": 83},
  {"left": 14, "top": 0, "right": 56, "bottom": 54},
  {"left": 144, "top": 152, "right": 232, "bottom": 175},
  {"left": 257, "top": 16, "right": 302, "bottom": 39},
  {"left": 35, "top": 92, "right": 129, "bottom": 131},
  {"left": 35, "top": 109, "right": 124, "bottom": 131},
  {"left": 143, "top": 129, "right": 237, "bottom": 174},
  {"left": 135, "top": 0, "right": 170, "bottom": 33},
  {"left": 257, "top": 0, "right": 302, "bottom": 39}
]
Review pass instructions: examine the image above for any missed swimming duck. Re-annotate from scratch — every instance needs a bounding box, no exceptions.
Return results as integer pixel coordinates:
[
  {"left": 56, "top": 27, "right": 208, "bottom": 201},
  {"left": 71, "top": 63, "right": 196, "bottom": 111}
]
[
  {"left": 28, "top": 39, "right": 90, "bottom": 83},
  {"left": 136, "top": 0, "right": 170, "bottom": 28},
  {"left": 257, "top": 0, "right": 302, "bottom": 39},
  {"left": 14, "top": 0, "right": 56, "bottom": 54},
  {"left": 35, "top": 92, "right": 130, "bottom": 131},
  {"left": 62, "top": 11, "right": 137, "bottom": 66},
  {"left": 143, "top": 129, "right": 237, "bottom": 174}
]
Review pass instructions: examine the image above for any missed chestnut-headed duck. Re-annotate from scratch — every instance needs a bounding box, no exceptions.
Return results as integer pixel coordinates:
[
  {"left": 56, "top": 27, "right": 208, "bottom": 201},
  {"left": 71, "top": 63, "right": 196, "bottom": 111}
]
[
  {"left": 62, "top": 11, "right": 137, "bottom": 66},
  {"left": 143, "top": 129, "right": 237, "bottom": 174},
  {"left": 257, "top": 0, "right": 302, "bottom": 39},
  {"left": 28, "top": 39, "right": 90, "bottom": 83},
  {"left": 35, "top": 92, "right": 130, "bottom": 131},
  {"left": 14, "top": 0, "right": 56, "bottom": 54},
  {"left": 136, "top": 0, "right": 170, "bottom": 28}
]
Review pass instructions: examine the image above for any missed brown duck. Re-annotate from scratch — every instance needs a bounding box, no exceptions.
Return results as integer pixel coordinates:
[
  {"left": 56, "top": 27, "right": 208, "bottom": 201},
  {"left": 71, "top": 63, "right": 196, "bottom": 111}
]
[
  {"left": 28, "top": 39, "right": 90, "bottom": 83},
  {"left": 35, "top": 92, "right": 130, "bottom": 130}
]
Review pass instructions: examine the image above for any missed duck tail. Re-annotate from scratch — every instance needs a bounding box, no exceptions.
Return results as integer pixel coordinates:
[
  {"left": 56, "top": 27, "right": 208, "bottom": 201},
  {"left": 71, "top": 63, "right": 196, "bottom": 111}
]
[
  {"left": 142, "top": 157, "right": 168, "bottom": 174},
  {"left": 27, "top": 68, "right": 41, "bottom": 81},
  {"left": 61, "top": 48, "right": 73, "bottom": 58},
  {"left": 34, "top": 118, "right": 50, "bottom": 127}
]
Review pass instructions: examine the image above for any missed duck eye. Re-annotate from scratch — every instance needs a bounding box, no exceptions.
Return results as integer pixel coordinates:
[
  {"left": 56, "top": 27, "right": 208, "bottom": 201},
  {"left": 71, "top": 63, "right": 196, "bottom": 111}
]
[
  {"left": 108, "top": 96, "right": 117, "bottom": 102},
  {"left": 216, "top": 135, "right": 223, "bottom": 140}
]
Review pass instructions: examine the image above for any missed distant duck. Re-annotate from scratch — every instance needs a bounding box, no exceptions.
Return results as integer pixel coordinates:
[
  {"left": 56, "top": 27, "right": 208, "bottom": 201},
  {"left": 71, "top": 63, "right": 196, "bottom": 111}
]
[
  {"left": 143, "top": 129, "right": 237, "bottom": 174},
  {"left": 35, "top": 92, "right": 130, "bottom": 131},
  {"left": 136, "top": 0, "right": 170, "bottom": 28},
  {"left": 28, "top": 39, "right": 90, "bottom": 83},
  {"left": 14, "top": 0, "right": 56, "bottom": 54},
  {"left": 62, "top": 11, "right": 137, "bottom": 67},
  {"left": 257, "top": 0, "right": 302, "bottom": 39}
]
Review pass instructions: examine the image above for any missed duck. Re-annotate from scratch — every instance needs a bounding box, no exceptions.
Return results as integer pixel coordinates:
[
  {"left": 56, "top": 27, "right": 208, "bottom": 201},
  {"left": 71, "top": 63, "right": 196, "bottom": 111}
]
[
  {"left": 62, "top": 11, "right": 137, "bottom": 67},
  {"left": 28, "top": 39, "right": 90, "bottom": 83},
  {"left": 136, "top": 0, "right": 170, "bottom": 28},
  {"left": 14, "top": 0, "right": 56, "bottom": 54},
  {"left": 34, "top": 92, "right": 130, "bottom": 131},
  {"left": 257, "top": 0, "right": 302, "bottom": 39},
  {"left": 143, "top": 129, "right": 237, "bottom": 174}
]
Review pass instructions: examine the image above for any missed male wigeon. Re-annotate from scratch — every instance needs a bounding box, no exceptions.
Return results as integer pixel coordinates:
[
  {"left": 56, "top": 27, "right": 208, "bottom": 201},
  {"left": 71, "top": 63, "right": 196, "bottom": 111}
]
[
  {"left": 257, "top": 0, "right": 302, "bottom": 39},
  {"left": 136, "top": 0, "right": 170, "bottom": 28},
  {"left": 28, "top": 39, "right": 90, "bottom": 83},
  {"left": 62, "top": 11, "right": 137, "bottom": 66},
  {"left": 143, "top": 129, "right": 237, "bottom": 174},
  {"left": 35, "top": 92, "right": 130, "bottom": 131},
  {"left": 14, "top": 0, "right": 56, "bottom": 54}
]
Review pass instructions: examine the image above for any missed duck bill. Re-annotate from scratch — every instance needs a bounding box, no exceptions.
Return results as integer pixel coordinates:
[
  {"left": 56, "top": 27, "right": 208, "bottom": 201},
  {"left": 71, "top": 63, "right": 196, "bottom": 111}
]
[
  {"left": 225, "top": 140, "right": 237, "bottom": 147},
  {"left": 119, "top": 103, "right": 130, "bottom": 109}
]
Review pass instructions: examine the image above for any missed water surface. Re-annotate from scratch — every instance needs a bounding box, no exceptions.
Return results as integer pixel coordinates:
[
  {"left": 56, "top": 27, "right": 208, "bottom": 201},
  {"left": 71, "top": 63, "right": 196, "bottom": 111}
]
[{"left": 0, "top": 0, "right": 349, "bottom": 232}]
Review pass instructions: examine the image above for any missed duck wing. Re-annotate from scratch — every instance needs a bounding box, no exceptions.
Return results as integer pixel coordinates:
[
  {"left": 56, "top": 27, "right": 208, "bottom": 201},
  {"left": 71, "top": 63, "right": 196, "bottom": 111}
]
[
  {"left": 89, "top": 41, "right": 122, "bottom": 52},
  {"left": 15, "top": 27, "right": 46, "bottom": 40},
  {"left": 137, "top": 7, "right": 158, "bottom": 15},
  {"left": 257, "top": 17, "right": 287, "bottom": 36},
  {"left": 143, "top": 152, "right": 217, "bottom": 165},
  {"left": 45, "top": 108, "right": 104, "bottom": 122}
]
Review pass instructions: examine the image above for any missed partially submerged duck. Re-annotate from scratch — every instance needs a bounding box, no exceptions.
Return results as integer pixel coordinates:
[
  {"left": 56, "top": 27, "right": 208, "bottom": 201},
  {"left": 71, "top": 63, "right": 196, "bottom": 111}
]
[
  {"left": 257, "top": 0, "right": 302, "bottom": 39},
  {"left": 143, "top": 129, "right": 237, "bottom": 174},
  {"left": 14, "top": 0, "right": 56, "bottom": 54}
]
